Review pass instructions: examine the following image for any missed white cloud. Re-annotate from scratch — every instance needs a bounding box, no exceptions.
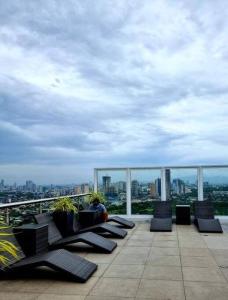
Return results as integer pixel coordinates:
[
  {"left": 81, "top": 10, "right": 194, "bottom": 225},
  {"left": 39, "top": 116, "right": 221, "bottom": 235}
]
[{"left": 0, "top": 0, "right": 228, "bottom": 183}]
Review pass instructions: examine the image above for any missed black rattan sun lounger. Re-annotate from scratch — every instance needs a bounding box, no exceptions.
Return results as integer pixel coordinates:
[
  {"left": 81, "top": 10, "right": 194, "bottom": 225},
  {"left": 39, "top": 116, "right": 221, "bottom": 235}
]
[
  {"left": 34, "top": 213, "right": 117, "bottom": 253},
  {"left": 1, "top": 228, "right": 97, "bottom": 282},
  {"left": 107, "top": 216, "right": 135, "bottom": 229},
  {"left": 150, "top": 201, "right": 172, "bottom": 232},
  {"left": 78, "top": 221, "right": 127, "bottom": 238},
  {"left": 193, "top": 201, "right": 223, "bottom": 233}
]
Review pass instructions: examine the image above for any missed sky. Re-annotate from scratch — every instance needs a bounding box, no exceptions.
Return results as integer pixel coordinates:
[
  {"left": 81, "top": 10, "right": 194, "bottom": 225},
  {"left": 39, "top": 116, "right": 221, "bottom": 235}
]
[{"left": 0, "top": 0, "right": 228, "bottom": 184}]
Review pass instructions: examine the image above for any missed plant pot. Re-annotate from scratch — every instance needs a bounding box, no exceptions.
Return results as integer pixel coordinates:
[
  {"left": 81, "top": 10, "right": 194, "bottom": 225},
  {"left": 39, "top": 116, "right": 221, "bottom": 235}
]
[{"left": 53, "top": 211, "right": 75, "bottom": 237}]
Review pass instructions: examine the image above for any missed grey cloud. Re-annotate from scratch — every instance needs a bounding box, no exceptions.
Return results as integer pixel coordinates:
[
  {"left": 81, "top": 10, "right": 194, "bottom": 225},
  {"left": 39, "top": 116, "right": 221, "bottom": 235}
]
[{"left": 0, "top": 0, "right": 228, "bottom": 183}]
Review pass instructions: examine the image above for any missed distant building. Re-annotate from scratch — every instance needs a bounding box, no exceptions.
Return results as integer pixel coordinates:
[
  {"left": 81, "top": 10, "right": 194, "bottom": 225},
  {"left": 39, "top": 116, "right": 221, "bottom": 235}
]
[
  {"left": 172, "top": 179, "right": 185, "bottom": 194},
  {"left": 150, "top": 183, "right": 157, "bottom": 198},
  {"left": 74, "top": 186, "right": 81, "bottom": 194},
  {"left": 131, "top": 180, "right": 139, "bottom": 197},
  {"left": 117, "top": 181, "right": 126, "bottom": 193},
  {"left": 102, "top": 176, "right": 111, "bottom": 194},
  {"left": 81, "top": 183, "right": 89, "bottom": 193},
  {"left": 165, "top": 169, "right": 171, "bottom": 200},
  {"left": 25, "top": 180, "right": 36, "bottom": 192},
  {"left": 0, "top": 179, "right": 4, "bottom": 191},
  {"left": 155, "top": 178, "right": 161, "bottom": 197}
]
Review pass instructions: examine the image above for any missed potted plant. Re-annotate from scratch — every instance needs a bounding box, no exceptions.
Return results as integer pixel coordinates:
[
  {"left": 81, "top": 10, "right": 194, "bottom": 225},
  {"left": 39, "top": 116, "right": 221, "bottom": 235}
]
[
  {"left": 0, "top": 224, "right": 18, "bottom": 267},
  {"left": 83, "top": 192, "right": 108, "bottom": 224},
  {"left": 52, "top": 197, "right": 77, "bottom": 237},
  {"left": 85, "top": 192, "right": 106, "bottom": 206}
]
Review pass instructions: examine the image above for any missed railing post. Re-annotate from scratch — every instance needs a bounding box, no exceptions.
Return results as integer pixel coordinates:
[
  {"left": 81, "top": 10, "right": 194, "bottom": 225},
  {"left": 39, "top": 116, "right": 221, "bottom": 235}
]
[
  {"left": 5, "top": 208, "right": 10, "bottom": 225},
  {"left": 126, "top": 168, "right": 131, "bottom": 216},
  {"left": 161, "top": 168, "right": 167, "bottom": 201},
  {"left": 94, "top": 169, "right": 98, "bottom": 192},
  {"left": 197, "top": 167, "right": 204, "bottom": 201}
]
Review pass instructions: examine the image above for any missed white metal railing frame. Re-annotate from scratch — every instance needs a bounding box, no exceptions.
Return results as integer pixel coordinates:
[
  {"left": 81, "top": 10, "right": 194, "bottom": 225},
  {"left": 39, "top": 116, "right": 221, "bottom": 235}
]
[
  {"left": 0, "top": 193, "right": 90, "bottom": 224},
  {"left": 94, "top": 165, "right": 228, "bottom": 217}
]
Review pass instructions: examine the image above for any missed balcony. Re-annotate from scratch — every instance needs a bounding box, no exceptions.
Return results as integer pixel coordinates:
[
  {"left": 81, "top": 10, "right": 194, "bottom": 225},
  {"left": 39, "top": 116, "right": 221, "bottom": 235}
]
[
  {"left": 1, "top": 165, "right": 228, "bottom": 299},
  {"left": 0, "top": 221, "right": 228, "bottom": 299}
]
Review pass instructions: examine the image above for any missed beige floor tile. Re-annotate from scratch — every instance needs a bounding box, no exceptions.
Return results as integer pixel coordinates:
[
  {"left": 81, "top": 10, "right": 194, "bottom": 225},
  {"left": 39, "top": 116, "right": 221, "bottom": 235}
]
[
  {"left": 45, "top": 277, "right": 99, "bottom": 296},
  {"left": 147, "top": 255, "right": 181, "bottom": 266},
  {"left": 153, "top": 240, "right": 178, "bottom": 248},
  {"left": 179, "top": 240, "right": 207, "bottom": 248},
  {"left": 112, "top": 252, "right": 148, "bottom": 264},
  {"left": 203, "top": 236, "right": 228, "bottom": 249},
  {"left": 142, "top": 265, "right": 182, "bottom": 281},
  {"left": 150, "top": 246, "right": 180, "bottom": 256},
  {"left": 125, "top": 240, "right": 153, "bottom": 247},
  {"left": 0, "top": 280, "right": 28, "bottom": 292},
  {"left": 184, "top": 281, "right": 228, "bottom": 300},
  {"left": 86, "top": 297, "right": 134, "bottom": 300},
  {"left": 183, "top": 266, "right": 226, "bottom": 283},
  {"left": 180, "top": 247, "right": 211, "bottom": 257},
  {"left": 214, "top": 255, "right": 228, "bottom": 267},
  {"left": 108, "top": 238, "right": 127, "bottom": 246},
  {"left": 136, "top": 279, "right": 185, "bottom": 300},
  {"left": 120, "top": 246, "right": 150, "bottom": 255},
  {"left": 92, "top": 264, "right": 109, "bottom": 277},
  {"left": 211, "top": 249, "right": 228, "bottom": 256},
  {"left": 89, "top": 277, "right": 140, "bottom": 298},
  {"left": 181, "top": 256, "right": 217, "bottom": 267},
  {"left": 129, "top": 234, "right": 154, "bottom": 241},
  {"left": 221, "top": 268, "right": 228, "bottom": 282},
  {"left": 154, "top": 235, "right": 177, "bottom": 241},
  {"left": 37, "top": 295, "right": 86, "bottom": 300},
  {"left": 85, "top": 252, "right": 118, "bottom": 264},
  {"left": 15, "top": 280, "right": 55, "bottom": 293},
  {"left": 0, "top": 293, "right": 38, "bottom": 300},
  {"left": 103, "top": 264, "right": 144, "bottom": 278}
]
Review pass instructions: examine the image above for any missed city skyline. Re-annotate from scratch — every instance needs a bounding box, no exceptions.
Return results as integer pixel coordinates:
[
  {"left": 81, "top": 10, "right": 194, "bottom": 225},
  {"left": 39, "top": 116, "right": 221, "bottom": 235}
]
[{"left": 0, "top": 1, "right": 228, "bottom": 182}]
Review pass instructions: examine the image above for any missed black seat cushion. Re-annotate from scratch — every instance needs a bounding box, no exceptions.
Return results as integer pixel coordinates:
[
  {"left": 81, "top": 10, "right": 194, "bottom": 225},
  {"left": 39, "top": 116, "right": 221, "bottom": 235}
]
[
  {"left": 150, "top": 218, "right": 172, "bottom": 232},
  {"left": 197, "top": 218, "right": 223, "bottom": 233}
]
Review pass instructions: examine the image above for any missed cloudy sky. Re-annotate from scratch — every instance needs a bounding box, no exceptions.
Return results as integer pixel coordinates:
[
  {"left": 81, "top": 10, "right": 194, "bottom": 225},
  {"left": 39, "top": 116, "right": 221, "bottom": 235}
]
[{"left": 0, "top": 0, "right": 228, "bottom": 184}]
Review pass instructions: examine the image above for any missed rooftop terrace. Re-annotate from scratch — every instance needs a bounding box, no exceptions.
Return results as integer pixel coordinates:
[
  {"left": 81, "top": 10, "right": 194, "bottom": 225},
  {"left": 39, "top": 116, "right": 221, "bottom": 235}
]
[{"left": 1, "top": 220, "right": 228, "bottom": 300}]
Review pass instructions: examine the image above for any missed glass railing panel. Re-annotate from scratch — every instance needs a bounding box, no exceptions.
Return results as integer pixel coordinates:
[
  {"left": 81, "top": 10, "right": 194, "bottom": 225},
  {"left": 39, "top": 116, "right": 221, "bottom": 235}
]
[
  {"left": 166, "top": 168, "right": 198, "bottom": 212},
  {"left": 131, "top": 169, "right": 161, "bottom": 214},
  {"left": 97, "top": 170, "right": 127, "bottom": 214},
  {"left": 203, "top": 167, "right": 228, "bottom": 215}
]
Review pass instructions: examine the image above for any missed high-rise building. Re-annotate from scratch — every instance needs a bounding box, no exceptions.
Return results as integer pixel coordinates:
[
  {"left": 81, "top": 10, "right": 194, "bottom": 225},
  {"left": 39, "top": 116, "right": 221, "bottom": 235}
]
[
  {"left": 0, "top": 179, "right": 4, "bottom": 191},
  {"left": 74, "top": 186, "right": 81, "bottom": 194},
  {"left": 172, "top": 179, "right": 185, "bottom": 194},
  {"left": 102, "top": 176, "right": 111, "bottom": 194},
  {"left": 25, "top": 180, "right": 36, "bottom": 192},
  {"left": 155, "top": 178, "right": 161, "bottom": 197},
  {"left": 81, "top": 183, "right": 89, "bottom": 193},
  {"left": 117, "top": 181, "right": 126, "bottom": 193},
  {"left": 165, "top": 169, "right": 171, "bottom": 200},
  {"left": 131, "top": 180, "right": 139, "bottom": 197},
  {"left": 150, "top": 183, "right": 157, "bottom": 198}
]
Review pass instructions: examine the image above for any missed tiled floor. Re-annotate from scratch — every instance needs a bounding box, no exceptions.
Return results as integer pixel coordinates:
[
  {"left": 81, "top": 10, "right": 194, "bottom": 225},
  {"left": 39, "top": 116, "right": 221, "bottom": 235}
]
[{"left": 1, "top": 221, "right": 228, "bottom": 300}]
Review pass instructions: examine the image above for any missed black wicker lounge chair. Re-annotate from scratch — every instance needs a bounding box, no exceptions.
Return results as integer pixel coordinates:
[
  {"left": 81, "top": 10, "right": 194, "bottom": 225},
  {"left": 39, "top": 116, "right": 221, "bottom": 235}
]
[
  {"left": 77, "top": 220, "right": 127, "bottom": 238},
  {"left": 107, "top": 216, "right": 135, "bottom": 229},
  {"left": 0, "top": 228, "right": 97, "bottom": 282},
  {"left": 34, "top": 213, "right": 117, "bottom": 253},
  {"left": 193, "top": 201, "right": 223, "bottom": 233},
  {"left": 150, "top": 201, "right": 172, "bottom": 232}
]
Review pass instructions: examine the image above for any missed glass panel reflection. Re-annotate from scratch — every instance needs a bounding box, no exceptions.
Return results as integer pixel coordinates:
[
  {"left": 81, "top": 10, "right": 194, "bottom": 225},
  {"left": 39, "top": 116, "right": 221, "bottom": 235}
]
[
  {"left": 203, "top": 167, "right": 228, "bottom": 215},
  {"left": 131, "top": 169, "right": 161, "bottom": 214},
  {"left": 97, "top": 170, "right": 127, "bottom": 214}
]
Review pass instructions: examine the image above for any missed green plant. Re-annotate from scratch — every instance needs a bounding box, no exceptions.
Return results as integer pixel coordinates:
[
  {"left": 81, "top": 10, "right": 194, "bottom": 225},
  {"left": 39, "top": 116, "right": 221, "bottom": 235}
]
[
  {"left": 0, "top": 224, "right": 19, "bottom": 267},
  {"left": 86, "top": 192, "right": 106, "bottom": 205},
  {"left": 52, "top": 197, "right": 77, "bottom": 213}
]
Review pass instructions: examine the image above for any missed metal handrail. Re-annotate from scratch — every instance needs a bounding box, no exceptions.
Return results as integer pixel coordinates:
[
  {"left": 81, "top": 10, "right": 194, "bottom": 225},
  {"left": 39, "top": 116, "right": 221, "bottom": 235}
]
[
  {"left": 0, "top": 193, "right": 90, "bottom": 209},
  {"left": 95, "top": 164, "right": 228, "bottom": 171}
]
